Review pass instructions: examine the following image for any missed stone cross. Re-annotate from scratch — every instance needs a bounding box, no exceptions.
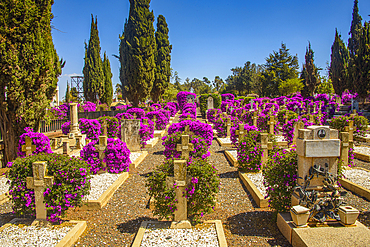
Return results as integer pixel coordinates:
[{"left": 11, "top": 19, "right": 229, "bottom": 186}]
[
  {"left": 153, "top": 115, "right": 157, "bottom": 129},
  {"left": 26, "top": 161, "right": 54, "bottom": 224},
  {"left": 102, "top": 120, "right": 108, "bottom": 137},
  {"left": 340, "top": 132, "right": 349, "bottom": 167},
  {"left": 143, "top": 118, "right": 148, "bottom": 126},
  {"left": 226, "top": 118, "right": 232, "bottom": 138},
  {"left": 253, "top": 111, "right": 258, "bottom": 127},
  {"left": 317, "top": 110, "right": 323, "bottom": 125},
  {"left": 94, "top": 136, "right": 108, "bottom": 168},
  {"left": 176, "top": 135, "right": 194, "bottom": 160},
  {"left": 250, "top": 99, "right": 254, "bottom": 111},
  {"left": 261, "top": 133, "right": 273, "bottom": 168},
  {"left": 183, "top": 125, "right": 194, "bottom": 136},
  {"left": 22, "top": 136, "right": 36, "bottom": 156},
  {"left": 292, "top": 121, "right": 305, "bottom": 146},
  {"left": 268, "top": 115, "right": 276, "bottom": 134},
  {"left": 236, "top": 124, "right": 245, "bottom": 141},
  {"left": 344, "top": 120, "right": 356, "bottom": 149},
  {"left": 133, "top": 113, "right": 137, "bottom": 119}
]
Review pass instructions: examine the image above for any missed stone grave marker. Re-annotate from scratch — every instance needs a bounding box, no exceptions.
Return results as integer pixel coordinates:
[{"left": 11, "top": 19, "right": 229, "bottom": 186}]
[
  {"left": 261, "top": 133, "right": 272, "bottom": 168},
  {"left": 51, "top": 138, "right": 57, "bottom": 150},
  {"left": 63, "top": 141, "right": 70, "bottom": 155},
  {"left": 249, "top": 99, "right": 254, "bottom": 111},
  {"left": 94, "top": 136, "right": 108, "bottom": 168},
  {"left": 176, "top": 134, "right": 194, "bottom": 160},
  {"left": 22, "top": 136, "right": 36, "bottom": 156},
  {"left": 253, "top": 111, "right": 258, "bottom": 127},
  {"left": 340, "top": 132, "right": 349, "bottom": 167},
  {"left": 268, "top": 115, "right": 276, "bottom": 134},
  {"left": 352, "top": 98, "right": 359, "bottom": 112},
  {"left": 69, "top": 103, "right": 80, "bottom": 138},
  {"left": 121, "top": 119, "right": 141, "bottom": 152},
  {"left": 226, "top": 118, "right": 232, "bottom": 138},
  {"left": 292, "top": 121, "right": 304, "bottom": 146},
  {"left": 26, "top": 161, "right": 54, "bottom": 225},
  {"left": 344, "top": 120, "right": 356, "bottom": 149},
  {"left": 236, "top": 124, "right": 246, "bottom": 141},
  {"left": 102, "top": 120, "right": 108, "bottom": 136},
  {"left": 207, "top": 96, "right": 214, "bottom": 110}
]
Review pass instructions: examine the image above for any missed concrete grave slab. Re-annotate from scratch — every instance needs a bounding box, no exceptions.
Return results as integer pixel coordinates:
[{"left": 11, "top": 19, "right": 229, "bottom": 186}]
[{"left": 239, "top": 171, "right": 269, "bottom": 208}]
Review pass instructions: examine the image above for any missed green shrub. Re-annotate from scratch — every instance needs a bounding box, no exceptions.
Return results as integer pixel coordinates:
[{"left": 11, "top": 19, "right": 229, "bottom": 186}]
[
  {"left": 199, "top": 93, "right": 221, "bottom": 116},
  {"left": 7, "top": 153, "right": 91, "bottom": 222},
  {"left": 263, "top": 149, "right": 298, "bottom": 213}
]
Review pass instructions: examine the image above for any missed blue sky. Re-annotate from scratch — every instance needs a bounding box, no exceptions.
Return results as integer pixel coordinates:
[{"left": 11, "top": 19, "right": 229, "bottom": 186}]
[{"left": 51, "top": 0, "right": 370, "bottom": 99}]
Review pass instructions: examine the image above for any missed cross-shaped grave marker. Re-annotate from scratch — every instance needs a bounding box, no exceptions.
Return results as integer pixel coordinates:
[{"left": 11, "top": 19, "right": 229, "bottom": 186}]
[
  {"left": 22, "top": 136, "right": 36, "bottom": 156},
  {"left": 94, "top": 136, "right": 108, "bottom": 168},
  {"left": 345, "top": 120, "right": 356, "bottom": 149},
  {"left": 226, "top": 117, "right": 232, "bottom": 138},
  {"left": 133, "top": 113, "right": 137, "bottom": 119},
  {"left": 250, "top": 99, "right": 254, "bottom": 111},
  {"left": 261, "top": 133, "right": 273, "bottom": 168},
  {"left": 236, "top": 123, "right": 246, "bottom": 141},
  {"left": 292, "top": 121, "right": 305, "bottom": 146},
  {"left": 102, "top": 120, "right": 108, "bottom": 137},
  {"left": 317, "top": 109, "right": 323, "bottom": 125},
  {"left": 176, "top": 134, "right": 194, "bottom": 160},
  {"left": 268, "top": 115, "right": 276, "bottom": 134},
  {"left": 253, "top": 111, "right": 258, "bottom": 127},
  {"left": 26, "top": 161, "right": 54, "bottom": 225}
]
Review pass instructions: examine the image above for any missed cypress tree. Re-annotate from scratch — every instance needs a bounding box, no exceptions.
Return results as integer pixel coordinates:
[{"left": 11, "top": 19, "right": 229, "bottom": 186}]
[
  {"left": 101, "top": 52, "right": 113, "bottom": 107},
  {"left": 348, "top": 0, "right": 363, "bottom": 56},
  {"left": 151, "top": 15, "right": 172, "bottom": 103},
  {"left": 350, "top": 22, "right": 370, "bottom": 99},
  {"left": 83, "top": 15, "right": 104, "bottom": 104},
  {"left": 119, "top": 0, "right": 156, "bottom": 106},
  {"left": 329, "top": 29, "right": 350, "bottom": 96},
  {"left": 300, "top": 42, "right": 321, "bottom": 97},
  {"left": 0, "top": 0, "right": 62, "bottom": 162},
  {"left": 65, "top": 82, "right": 71, "bottom": 103}
]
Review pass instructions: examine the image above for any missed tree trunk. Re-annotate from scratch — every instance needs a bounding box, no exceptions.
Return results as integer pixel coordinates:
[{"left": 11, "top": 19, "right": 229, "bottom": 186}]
[{"left": 0, "top": 110, "right": 18, "bottom": 166}]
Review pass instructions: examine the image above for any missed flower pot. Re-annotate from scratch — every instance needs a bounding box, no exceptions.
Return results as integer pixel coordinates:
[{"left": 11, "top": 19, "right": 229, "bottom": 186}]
[
  {"left": 290, "top": 205, "right": 310, "bottom": 227},
  {"left": 338, "top": 206, "right": 359, "bottom": 225}
]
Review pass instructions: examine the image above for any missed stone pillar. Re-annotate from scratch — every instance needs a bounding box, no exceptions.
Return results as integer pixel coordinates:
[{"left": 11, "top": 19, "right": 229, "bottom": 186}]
[
  {"left": 340, "top": 132, "right": 349, "bottom": 168},
  {"left": 69, "top": 103, "right": 79, "bottom": 135}
]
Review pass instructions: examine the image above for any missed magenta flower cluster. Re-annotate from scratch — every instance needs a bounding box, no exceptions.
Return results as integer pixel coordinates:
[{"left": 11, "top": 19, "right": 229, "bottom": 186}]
[
  {"left": 146, "top": 110, "right": 169, "bottom": 130},
  {"left": 221, "top": 93, "right": 235, "bottom": 101},
  {"left": 127, "top": 108, "right": 145, "bottom": 119},
  {"left": 177, "top": 91, "right": 196, "bottom": 110},
  {"left": 81, "top": 101, "right": 97, "bottom": 112},
  {"left": 17, "top": 128, "right": 52, "bottom": 157}
]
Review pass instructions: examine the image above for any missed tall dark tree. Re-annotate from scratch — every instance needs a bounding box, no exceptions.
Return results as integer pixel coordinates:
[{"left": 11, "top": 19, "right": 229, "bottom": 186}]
[
  {"left": 83, "top": 15, "right": 104, "bottom": 103},
  {"left": 348, "top": 0, "right": 363, "bottom": 56},
  {"left": 350, "top": 22, "right": 370, "bottom": 99},
  {"left": 259, "top": 43, "right": 299, "bottom": 97},
  {"left": 0, "top": 0, "right": 63, "bottom": 162},
  {"left": 300, "top": 42, "right": 321, "bottom": 97},
  {"left": 120, "top": 0, "right": 156, "bottom": 106},
  {"left": 329, "top": 29, "right": 350, "bottom": 95},
  {"left": 65, "top": 81, "right": 71, "bottom": 103},
  {"left": 151, "top": 15, "right": 172, "bottom": 102},
  {"left": 101, "top": 52, "right": 113, "bottom": 107}
]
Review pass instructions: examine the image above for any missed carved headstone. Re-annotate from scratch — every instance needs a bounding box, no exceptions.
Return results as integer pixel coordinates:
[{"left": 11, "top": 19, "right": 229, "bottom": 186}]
[
  {"left": 207, "top": 96, "right": 214, "bottom": 110},
  {"left": 22, "top": 136, "right": 36, "bottom": 156},
  {"left": 121, "top": 119, "right": 141, "bottom": 152}
]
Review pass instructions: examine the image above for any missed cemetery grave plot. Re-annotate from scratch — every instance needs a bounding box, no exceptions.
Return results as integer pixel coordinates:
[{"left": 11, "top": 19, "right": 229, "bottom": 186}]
[
  {"left": 340, "top": 168, "right": 370, "bottom": 202},
  {"left": 353, "top": 146, "right": 370, "bottom": 162},
  {"left": 0, "top": 174, "right": 9, "bottom": 205}
]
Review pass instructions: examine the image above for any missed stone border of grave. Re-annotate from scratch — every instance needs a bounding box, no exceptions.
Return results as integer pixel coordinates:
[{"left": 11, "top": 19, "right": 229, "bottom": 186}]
[
  {"left": 131, "top": 220, "right": 228, "bottom": 247},
  {"left": 353, "top": 148, "right": 370, "bottom": 162},
  {"left": 129, "top": 151, "right": 148, "bottom": 170},
  {"left": 339, "top": 167, "right": 370, "bottom": 201},
  {"left": 153, "top": 129, "right": 166, "bottom": 138},
  {"left": 0, "top": 220, "right": 86, "bottom": 247},
  {"left": 354, "top": 135, "right": 370, "bottom": 143},
  {"left": 216, "top": 138, "right": 234, "bottom": 148},
  {"left": 239, "top": 171, "right": 269, "bottom": 208},
  {"left": 224, "top": 150, "right": 238, "bottom": 167},
  {"left": 78, "top": 172, "right": 129, "bottom": 211},
  {"left": 277, "top": 212, "right": 370, "bottom": 246}
]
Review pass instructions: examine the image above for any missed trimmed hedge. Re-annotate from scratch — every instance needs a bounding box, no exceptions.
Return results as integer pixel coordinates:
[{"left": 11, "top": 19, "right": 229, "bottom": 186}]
[{"left": 199, "top": 93, "right": 221, "bottom": 116}]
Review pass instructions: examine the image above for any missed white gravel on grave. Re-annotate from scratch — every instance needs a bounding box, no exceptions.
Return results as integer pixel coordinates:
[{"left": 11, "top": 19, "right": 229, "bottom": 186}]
[
  {"left": 130, "top": 152, "right": 142, "bottom": 163},
  {"left": 342, "top": 169, "right": 370, "bottom": 190},
  {"left": 0, "top": 176, "right": 10, "bottom": 195},
  {"left": 141, "top": 224, "right": 219, "bottom": 247},
  {"left": 147, "top": 138, "right": 158, "bottom": 145},
  {"left": 154, "top": 130, "right": 163, "bottom": 134},
  {"left": 85, "top": 173, "right": 121, "bottom": 201},
  {"left": 275, "top": 136, "right": 286, "bottom": 142},
  {"left": 228, "top": 151, "right": 268, "bottom": 197},
  {"left": 354, "top": 146, "right": 370, "bottom": 155},
  {"left": 360, "top": 134, "right": 370, "bottom": 139},
  {"left": 0, "top": 224, "right": 73, "bottom": 247},
  {"left": 246, "top": 173, "right": 268, "bottom": 197},
  {"left": 219, "top": 138, "right": 232, "bottom": 143}
]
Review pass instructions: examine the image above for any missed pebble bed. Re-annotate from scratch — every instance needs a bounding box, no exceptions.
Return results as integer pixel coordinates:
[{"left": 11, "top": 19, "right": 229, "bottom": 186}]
[
  {"left": 0, "top": 176, "right": 9, "bottom": 195},
  {"left": 354, "top": 146, "right": 370, "bottom": 155},
  {"left": 343, "top": 169, "right": 370, "bottom": 190},
  {"left": 141, "top": 224, "right": 218, "bottom": 247},
  {"left": 0, "top": 224, "right": 73, "bottom": 247},
  {"left": 228, "top": 150, "right": 268, "bottom": 197},
  {"left": 245, "top": 173, "right": 268, "bottom": 197},
  {"left": 219, "top": 138, "right": 231, "bottom": 143},
  {"left": 85, "top": 173, "right": 121, "bottom": 201}
]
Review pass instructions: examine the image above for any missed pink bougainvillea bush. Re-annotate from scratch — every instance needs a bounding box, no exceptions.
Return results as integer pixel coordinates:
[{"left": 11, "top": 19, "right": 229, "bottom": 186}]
[
  {"left": 81, "top": 101, "right": 97, "bottom": 112},
  {"left": 177, "top": 91, "right": 196, "bottom": 110},
  {"left": 61, "top": 118, "right": 101, "bottom": 142},
  {"left": 81, "top": 138, "right": 131, "bottom": 174},
  {"left": 221, "top": 93, "right": 235, "bottom": 101},
  {"left": 146, "top": 110, "right": 169, "bottom": 130},
  {"left": 98, "top": 116, "right": 120, "bottom": 138},
  {"left": 230, "top": 124, "right": 258, "bottom": 148},
  {"left": 127, "top": 108, "right": 145, "bottom": 119},
  {"left": 50, "top": 103, "right": 69, "bottom": 119},
  {"left": 7, "top": 153, "right": 91, "bottom": 223},
  {"left": 167, "top": 120, "right": 213, "bottom": 147},
  {"left": 17, "top": 128, "right": 52, "bottom": 157}
]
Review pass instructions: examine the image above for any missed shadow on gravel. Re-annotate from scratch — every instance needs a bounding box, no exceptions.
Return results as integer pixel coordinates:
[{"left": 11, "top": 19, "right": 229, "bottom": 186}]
[
  {"left": 239, "top": 181, "right": 259, "bottom": 208},
  {"left": 140, "top": 172, "right": 154, "bottom": 178},
  {"left": 152, "top": 151, "right": 164, "bottom": 156},
  {"left": 116, "top": 216, "right": 157, "bottom": 234},
  {"left": 218, "top": 171, "right": 238, "bottom": 178},
  {"left": 226, "top": 211, "right": 291, "bottom": 246},
  {"left": 359, "top": 211, "right": 370, "bottom": 227}
]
